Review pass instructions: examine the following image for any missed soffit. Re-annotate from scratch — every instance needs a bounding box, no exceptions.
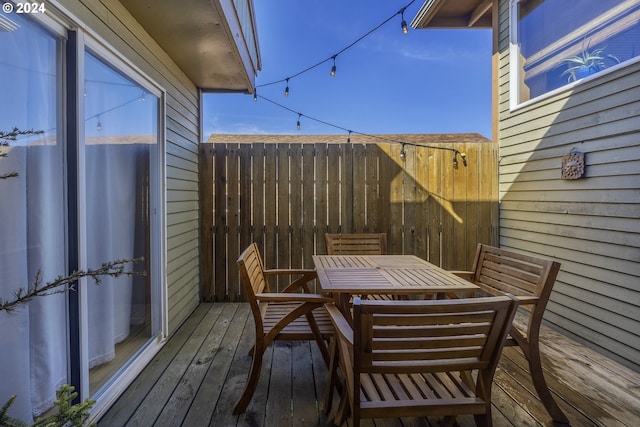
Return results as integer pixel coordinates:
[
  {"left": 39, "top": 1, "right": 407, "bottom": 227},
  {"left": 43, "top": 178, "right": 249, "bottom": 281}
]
[
  {"left": 411, "top": 0, "right": 493, "bottom": 29},
  {"left": 120, "top": 0, "right": 258, "bottom": 91}
]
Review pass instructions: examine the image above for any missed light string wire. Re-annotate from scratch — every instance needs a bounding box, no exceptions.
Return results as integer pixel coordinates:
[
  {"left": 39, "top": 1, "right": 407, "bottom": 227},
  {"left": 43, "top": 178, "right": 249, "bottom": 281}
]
[
  {"left": 254, "top": 0, "right": 417, "bottom": 90},
  {"left": 250, "top": 0, "right": 466, "bottom": 167},
  {"left": 258, "top": 94, "right": 467, "bottom": 167}
]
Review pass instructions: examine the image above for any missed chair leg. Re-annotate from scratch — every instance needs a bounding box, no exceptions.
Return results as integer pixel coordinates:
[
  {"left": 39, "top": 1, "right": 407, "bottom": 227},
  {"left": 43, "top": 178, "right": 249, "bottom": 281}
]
[
  {"left": 473, "top": 413, "right": 491, "bottom": 427},
  {"left": 526, "top": 341, "right": 570, "bottom": 425},
  {"left": 324, "top": 337, "right": 338, "bottom": 414},
  {"left": 232, "top": 347, "right": 264, "bottom": 415},
  {"left": 305, "top": 311, "right": 330, "bottom": 366},
  {"left": 334, "top": 390, "right": 349, "bottom": 426}
]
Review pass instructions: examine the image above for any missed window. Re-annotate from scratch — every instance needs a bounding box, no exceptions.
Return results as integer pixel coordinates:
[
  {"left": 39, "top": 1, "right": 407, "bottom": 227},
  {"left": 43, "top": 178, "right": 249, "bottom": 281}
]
[{"left": 510, "top": 0, "right": 640, "bottom": 107}]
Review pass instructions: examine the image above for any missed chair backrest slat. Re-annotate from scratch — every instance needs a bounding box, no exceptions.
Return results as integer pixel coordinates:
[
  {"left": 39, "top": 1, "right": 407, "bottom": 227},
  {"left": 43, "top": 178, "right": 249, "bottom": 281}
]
[
  {"left": 353, "top": 297, "right": 518, "bottom": 374},
  {"left": 237, "top": 243, "right": 268, "bottom": 305},
  {"left": 472, "top": 244, "right": 560, "bottom": 313},
  {"left": 325, "top": 233, "right": 388, "bottom": 255}
]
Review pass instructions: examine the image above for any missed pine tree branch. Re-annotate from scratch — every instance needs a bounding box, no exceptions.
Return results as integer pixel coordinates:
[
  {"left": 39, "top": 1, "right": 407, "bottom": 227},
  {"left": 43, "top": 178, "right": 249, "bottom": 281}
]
[
  {"left": 0, "top": 259, "right": 144, "bottom": 314},
  {"left": 1, "top": 128, "right": 44, "bottom": 180}
]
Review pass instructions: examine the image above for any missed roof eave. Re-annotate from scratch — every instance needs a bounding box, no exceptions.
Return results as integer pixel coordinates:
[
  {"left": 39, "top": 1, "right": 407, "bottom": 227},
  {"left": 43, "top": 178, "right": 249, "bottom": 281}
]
[
  {"left": 411, "top": 0, "right": 492, "bottom": 29},
  {"left": 120, "top": 0, "right": 261, "bottom": 91}
]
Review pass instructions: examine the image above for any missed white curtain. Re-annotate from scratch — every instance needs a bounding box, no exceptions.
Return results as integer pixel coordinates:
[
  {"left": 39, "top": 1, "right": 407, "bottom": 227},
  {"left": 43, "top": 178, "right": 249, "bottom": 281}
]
[
  {"left": 85, "top": 144, "right": 144, "bottom": 369},
  {"left": 0, "top": 148, "right": 67, "bottom": 420}
]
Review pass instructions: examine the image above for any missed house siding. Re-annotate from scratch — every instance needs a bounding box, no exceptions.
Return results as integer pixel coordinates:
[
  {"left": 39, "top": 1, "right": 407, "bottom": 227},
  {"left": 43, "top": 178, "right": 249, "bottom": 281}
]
[
  {"left": 58, "top": 0, "right": 201, "bottom": 334},
  {"left": 497, "top": 0, "right": 640, "bottom": 371}
]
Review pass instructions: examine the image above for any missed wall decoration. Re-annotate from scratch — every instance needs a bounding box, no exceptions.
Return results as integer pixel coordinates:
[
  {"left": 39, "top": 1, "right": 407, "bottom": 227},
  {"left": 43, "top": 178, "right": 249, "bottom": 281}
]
[{"left": 561, "top": 150, "right": 585, "bottom": 180}]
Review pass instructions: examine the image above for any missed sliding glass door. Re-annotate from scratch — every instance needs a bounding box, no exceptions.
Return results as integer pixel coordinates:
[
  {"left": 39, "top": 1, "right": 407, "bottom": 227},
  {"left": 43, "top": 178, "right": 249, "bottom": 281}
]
[{"left": 0, "top": 10, "right": 165, "bottom": 423}]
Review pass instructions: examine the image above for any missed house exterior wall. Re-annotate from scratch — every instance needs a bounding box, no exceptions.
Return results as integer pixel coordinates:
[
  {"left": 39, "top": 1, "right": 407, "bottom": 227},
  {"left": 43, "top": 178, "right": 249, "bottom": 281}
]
[
  {"left": 58, "top": 0, "right": 201, "bottom": 334},
  {"left": 497, "top": 0, "right": 640, "bottom": 371}
]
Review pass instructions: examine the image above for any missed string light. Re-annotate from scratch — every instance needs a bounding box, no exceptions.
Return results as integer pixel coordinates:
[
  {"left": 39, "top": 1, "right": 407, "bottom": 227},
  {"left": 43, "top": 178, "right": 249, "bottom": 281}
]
[
  {"left": 400, "top": 143, "right": 406, "bottom": 159},
  {"left": 256, "top": 94, "right": 468, "bottom": 167},
  {"left": 96, "top": 115, "right": 102, "bottom": 131},
  {"left": 400, "top": 8, "right": 408, "bottom": 34},
  {"left": 253, "top": 88, "right": 257, "bottom": 102},
  {"left": 330, "top": 55, "right": 337, "bottom": 77},
  {"left": 255, "top": 0, "right": 416, "bottom": 91},
  {"left": 284, "top": 78, "right": 290, "bottom": 97}
]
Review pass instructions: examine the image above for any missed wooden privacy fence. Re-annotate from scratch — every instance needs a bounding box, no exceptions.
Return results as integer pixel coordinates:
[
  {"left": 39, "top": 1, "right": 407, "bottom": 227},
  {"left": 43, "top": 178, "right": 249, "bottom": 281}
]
[{"left": 200, "top": 139, "right": 498, "bottom": 302}]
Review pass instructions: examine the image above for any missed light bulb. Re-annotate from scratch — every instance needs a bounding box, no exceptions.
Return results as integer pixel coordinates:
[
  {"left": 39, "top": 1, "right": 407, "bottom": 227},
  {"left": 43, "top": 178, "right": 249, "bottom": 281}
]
[
  {"left": 253, "top": 88, "right": 257, "bottom": 102},
  {"left": 297, "top": 114, "right": 302, "bottom": 130},
  {"left": 330, "top": 56, "right": 337, "bottom": 77},
  {"left": 284, "top": 79, "right": 289, "bottom": 97},
  {"left": 400, "top": 9, "right": 409, "bottom": 34}
]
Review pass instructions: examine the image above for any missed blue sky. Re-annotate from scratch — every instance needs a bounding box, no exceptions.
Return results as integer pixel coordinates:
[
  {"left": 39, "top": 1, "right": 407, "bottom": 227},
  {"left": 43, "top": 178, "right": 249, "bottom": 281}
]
[{"left": 202, "top": 0, "right": 492, "bottom": 140}]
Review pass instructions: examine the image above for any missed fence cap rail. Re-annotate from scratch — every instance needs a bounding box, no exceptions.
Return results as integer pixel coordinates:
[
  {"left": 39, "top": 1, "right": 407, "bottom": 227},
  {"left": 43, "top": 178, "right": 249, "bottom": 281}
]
[{"left": 205, "top": 133, "right": 492, "bottom": 145}]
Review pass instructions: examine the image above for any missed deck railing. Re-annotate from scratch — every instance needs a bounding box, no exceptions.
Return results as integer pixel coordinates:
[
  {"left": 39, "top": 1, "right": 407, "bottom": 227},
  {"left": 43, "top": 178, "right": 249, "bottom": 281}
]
[{"left": 199, "top": 141, "right": 498, "bottom": 301}]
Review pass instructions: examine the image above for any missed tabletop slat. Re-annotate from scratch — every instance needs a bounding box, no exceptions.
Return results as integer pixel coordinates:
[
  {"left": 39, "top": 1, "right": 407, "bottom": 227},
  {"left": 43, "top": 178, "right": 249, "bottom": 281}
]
[{"left": 313, "top": 255, "right": 479, "bottom": 295}]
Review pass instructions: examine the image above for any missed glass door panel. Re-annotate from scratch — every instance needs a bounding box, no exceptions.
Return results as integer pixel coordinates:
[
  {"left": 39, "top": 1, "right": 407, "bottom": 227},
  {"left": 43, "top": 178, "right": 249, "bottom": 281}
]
[
  {"left": 0, "top": 13, "right": 66, "bottom": 422},
  {"left": 83, "top": 52, "right": 159, "bottom": 395}
]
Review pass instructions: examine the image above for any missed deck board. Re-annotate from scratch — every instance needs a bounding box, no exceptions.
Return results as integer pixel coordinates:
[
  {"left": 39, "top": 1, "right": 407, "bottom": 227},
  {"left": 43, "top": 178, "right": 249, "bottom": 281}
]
[{"left": 99, "top": 303, "right": 640, "bottom": 427}]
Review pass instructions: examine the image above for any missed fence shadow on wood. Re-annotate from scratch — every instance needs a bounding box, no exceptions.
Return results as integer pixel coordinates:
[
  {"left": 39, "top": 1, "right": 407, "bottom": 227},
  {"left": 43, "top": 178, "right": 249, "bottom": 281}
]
[{"left": 199, "top": 141, "right": 498, "bottom": 302}]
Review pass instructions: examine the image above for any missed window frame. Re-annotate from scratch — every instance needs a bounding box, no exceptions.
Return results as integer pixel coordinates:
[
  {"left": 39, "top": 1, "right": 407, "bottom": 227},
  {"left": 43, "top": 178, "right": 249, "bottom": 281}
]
[
  {"left": 508, "top": 0, "right": 640, "bottom": 111},
  {"left": 75, "top": 30, "right": 168, "bottom": 416}
]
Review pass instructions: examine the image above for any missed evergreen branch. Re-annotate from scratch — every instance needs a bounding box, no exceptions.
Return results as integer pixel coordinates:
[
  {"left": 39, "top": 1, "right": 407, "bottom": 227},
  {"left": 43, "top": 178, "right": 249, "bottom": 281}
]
[
  {"left": 1, "top": 128, "right": 45, "bottom": 180},
  {"left": 0, "top": 172, "right": 19, "bottom": 180},
  {"left": 0, "top": 259, "right": 144, "bottom": 314},
  {"left": 0, "top": 128, "right": 44, "bottom": 142}
]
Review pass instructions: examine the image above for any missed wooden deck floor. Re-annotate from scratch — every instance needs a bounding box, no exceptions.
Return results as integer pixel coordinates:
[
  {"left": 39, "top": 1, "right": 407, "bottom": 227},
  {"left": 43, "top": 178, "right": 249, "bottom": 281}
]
[{"left": 99, "top": 303, "right": 640, "bottom": 427}]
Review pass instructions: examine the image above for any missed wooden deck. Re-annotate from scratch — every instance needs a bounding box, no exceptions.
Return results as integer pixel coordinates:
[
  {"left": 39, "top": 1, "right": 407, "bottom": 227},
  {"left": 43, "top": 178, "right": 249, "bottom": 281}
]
[{"left": 99, "top": 303, "right": 640, "bottom": 427}]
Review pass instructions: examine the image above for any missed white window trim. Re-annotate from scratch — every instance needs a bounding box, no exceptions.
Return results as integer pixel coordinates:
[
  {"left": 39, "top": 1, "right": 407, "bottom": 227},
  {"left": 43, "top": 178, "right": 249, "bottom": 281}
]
[
  {"left": 509, "top": 0, "right": 640, "bottom": 112},
  {"left": 77, "top": 30, "right": 169, "bottom": 419}
]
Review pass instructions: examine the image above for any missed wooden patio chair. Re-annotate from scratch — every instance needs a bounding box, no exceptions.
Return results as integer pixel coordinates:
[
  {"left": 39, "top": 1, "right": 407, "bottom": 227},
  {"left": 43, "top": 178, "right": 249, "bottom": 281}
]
[
  {"left": 324, "top": 233, "right": 388, "bottom": 255},
  {"left": 324, "top": 233, "right": 391, "bottom": 303},
  {"left": 325, "top": 295, "right": 519, "bottom": 426},
  {"left": 450, "top": 244, "right": 570, "bottom": 425},
  {"left": 232, "top": 243, "right": 334, "bottom": 415}
]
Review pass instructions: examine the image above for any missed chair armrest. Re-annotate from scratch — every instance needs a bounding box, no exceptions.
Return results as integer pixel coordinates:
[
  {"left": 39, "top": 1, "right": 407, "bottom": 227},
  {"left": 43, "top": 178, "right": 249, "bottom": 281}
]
[
  {"left": 264, "top": 269, "right": 317, "bottom": 276},
  {"left": 448, "top": 270, "right": 474, "bottom": 280},
  {"left": 325, "top": 303, "right": 353, "bottom": 346},
  {"left": 256, "top": 293, "right": 333, "bottom": 304},
  {"left": 514, "top": 295, "right": 539, "bottom": 305}
]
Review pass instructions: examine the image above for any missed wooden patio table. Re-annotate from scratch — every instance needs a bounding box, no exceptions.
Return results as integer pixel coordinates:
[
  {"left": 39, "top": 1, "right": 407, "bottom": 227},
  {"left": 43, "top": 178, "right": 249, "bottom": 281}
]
[{"left": 312, "top": 254, "right": 479, "bottom": 315}]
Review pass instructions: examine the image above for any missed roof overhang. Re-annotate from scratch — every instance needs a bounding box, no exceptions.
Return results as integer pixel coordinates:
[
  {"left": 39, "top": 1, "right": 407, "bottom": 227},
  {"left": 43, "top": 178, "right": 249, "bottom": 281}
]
[
  {"left": 120, "top": 0, "right": 261, "bottom": 91},
  {"left": 411, "top": 0, "right": 493, "bottom": 29}
]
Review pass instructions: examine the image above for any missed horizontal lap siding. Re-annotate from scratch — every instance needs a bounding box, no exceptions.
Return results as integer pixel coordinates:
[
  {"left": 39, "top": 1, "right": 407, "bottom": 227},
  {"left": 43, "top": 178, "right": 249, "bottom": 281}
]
[
  {"left": 66, "top": 0, "right": 202, "bottom": 334},
  {"left": 201, "top": 141, "right": 498, "bottom": 302},
  {"left": 497, "top": 0, "right": 640, "bottom": 371}
]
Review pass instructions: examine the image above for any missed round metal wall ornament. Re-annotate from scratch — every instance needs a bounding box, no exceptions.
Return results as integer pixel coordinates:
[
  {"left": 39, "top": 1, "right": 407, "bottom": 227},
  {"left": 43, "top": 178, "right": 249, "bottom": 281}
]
[{"left": 561, "top": 150, "right": 585, "bottom": 180}]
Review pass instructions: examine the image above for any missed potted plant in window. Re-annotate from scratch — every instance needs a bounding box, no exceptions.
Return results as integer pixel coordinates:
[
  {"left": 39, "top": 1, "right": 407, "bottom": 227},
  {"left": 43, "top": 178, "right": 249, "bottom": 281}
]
[{"left": 561, "top": 41, "right": 619, "bottom": 82}]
